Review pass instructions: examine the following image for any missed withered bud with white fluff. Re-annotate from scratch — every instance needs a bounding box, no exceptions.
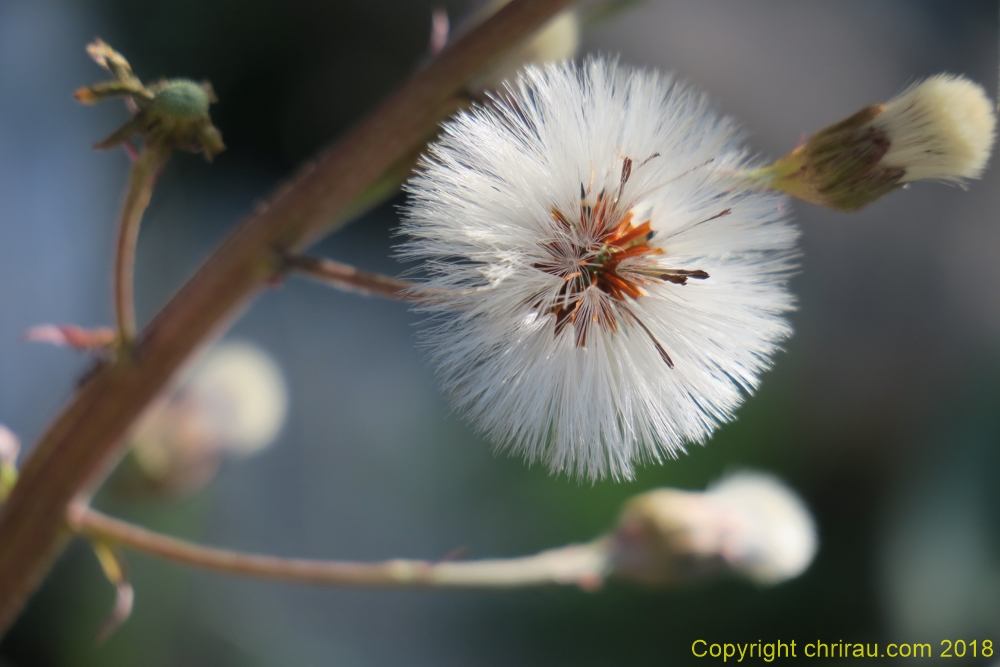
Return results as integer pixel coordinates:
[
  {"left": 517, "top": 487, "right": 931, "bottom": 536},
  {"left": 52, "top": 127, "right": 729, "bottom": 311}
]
[
  {"left": 755, "top": 74, "right": 996, "bottom": 212},
  {"left": 118, "top": 342, "right": 288, "bottom": 497},
  {"left": 609, "top": 472, "right": 817, "bottom": 586}
]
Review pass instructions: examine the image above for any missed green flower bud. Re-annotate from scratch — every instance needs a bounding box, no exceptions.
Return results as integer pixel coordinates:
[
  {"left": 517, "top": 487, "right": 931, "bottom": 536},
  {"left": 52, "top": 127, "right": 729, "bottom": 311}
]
[
  {"left": 149, "top": 79, "right": 211, "bottom": 119},
  {"left": 76, "top": 40, "right": 225, "bottom": 161}
]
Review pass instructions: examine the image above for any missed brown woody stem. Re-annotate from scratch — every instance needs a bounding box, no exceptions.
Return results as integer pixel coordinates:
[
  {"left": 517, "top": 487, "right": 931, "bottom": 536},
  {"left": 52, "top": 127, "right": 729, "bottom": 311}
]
[
  {"left": 285, "top": 255, "right": 416, "bottom": 300},
  {"left": 68, "top": 503, "right": 609, "bottom": 589},
  {"left": 0, "top": 0, "right": 576, "bottom": 635},
  {"left": 114, "top": 144, "right": 171, "bottom": 344}
]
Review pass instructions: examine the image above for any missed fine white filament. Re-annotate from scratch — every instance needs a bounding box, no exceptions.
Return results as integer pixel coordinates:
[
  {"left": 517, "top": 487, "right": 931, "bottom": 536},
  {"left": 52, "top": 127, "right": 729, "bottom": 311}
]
[
  {"left": 401, "top": 59, "right": 798, "bottom": 481},
  {"left": 876, "top": 73, "right": 997, "bottom": 183}
]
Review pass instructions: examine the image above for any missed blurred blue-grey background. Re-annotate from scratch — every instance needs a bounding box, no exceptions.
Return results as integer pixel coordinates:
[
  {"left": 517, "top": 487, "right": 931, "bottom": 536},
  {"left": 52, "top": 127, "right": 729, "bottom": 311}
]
[{"left": 1, "top": 1, "right": 999, "bottom": 664}]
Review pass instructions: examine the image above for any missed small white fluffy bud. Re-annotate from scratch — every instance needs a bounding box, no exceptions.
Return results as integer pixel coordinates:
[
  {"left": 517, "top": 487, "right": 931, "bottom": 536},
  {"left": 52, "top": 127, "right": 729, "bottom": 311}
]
[
  {"left": 876, "top": 74, "right": 996, "bottom": 183},
  {"left": 760, "top": 73, "right": 995, "bottom": 211},
  {"left": 0, "top": 425, "right": 18, "bottom": 466},
  {"left": 612, "top": 472, "right": 816, "bottom": 586},
  {"left": 125, "top": 342, "right": 288, "bottom": 496},
  {"left": 704, "top": 472, "right": 817, "bottom": 585},
  {"left": 182, "top": 342, "right": 288, "bottom": 456},
  {"left": 0, "top": 425, "right": 19, "bottom": 500}
]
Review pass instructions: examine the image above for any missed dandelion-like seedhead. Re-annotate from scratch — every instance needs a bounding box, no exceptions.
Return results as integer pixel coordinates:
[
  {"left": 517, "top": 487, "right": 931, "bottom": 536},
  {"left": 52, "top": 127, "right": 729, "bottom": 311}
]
[{"left": 401, "top": 59, "right": 798, "bottom": 481}]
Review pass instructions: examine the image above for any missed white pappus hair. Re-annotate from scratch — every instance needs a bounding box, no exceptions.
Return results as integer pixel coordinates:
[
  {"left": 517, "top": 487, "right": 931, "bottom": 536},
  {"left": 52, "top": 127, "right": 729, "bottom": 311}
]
[
  {"left": 875, "top": 73, "right": 996, "bottom": 183},
  {"left": 400, "top": 58, "right": 799, "bottom": 481}
]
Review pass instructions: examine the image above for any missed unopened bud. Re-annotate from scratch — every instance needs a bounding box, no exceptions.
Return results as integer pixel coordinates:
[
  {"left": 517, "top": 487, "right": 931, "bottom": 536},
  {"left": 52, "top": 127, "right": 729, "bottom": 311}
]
[
  {"left": 0, "top": 425, "right": 18, "bottom": 466},
  {"left": 758, "top": 74, "right": 996, "bottom": 211},
  {"left": 180, "top": 342, "right": 288, "bottom": 456},
  {"left": 24, "top": 324, "right": 116, "bottom": 352},
  {"left": 467, "top": 1, "right": 579, "bottom": 93},
  {"left": 0, "top": 425, "right": 20, "bottom": 501},
  {"left": 610, "top": 472, "right": 817, "bottom": 586},
  {"left": 142, "top": 79, "right": 225, "bottom": 160},
  {"left": 77, "top": 40, "right": 225, "bottom": 161},
  {"left": 121, "top": 342, "right": 287, "bottom": 497}
]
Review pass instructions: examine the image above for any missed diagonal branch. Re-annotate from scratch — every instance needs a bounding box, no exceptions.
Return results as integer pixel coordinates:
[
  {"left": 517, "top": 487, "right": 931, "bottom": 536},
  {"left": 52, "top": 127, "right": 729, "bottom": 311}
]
[{"left": 0, "top": 0, "right": 576, "bottom": 635}]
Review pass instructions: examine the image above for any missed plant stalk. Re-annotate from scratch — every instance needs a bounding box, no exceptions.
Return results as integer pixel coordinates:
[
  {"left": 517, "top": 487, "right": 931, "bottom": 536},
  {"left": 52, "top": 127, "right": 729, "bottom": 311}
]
[
  {"left": 0, "top": 0, "right": 576, "bottom": 635},
  {"left": 285, "top": 256, "right": 416, "bottom": 300},
  {"left": 114, "top": 145, "right": 170, "bottom": 344},
  {"left": 69, "top": 504, "right": 609, "bottom": 590}
]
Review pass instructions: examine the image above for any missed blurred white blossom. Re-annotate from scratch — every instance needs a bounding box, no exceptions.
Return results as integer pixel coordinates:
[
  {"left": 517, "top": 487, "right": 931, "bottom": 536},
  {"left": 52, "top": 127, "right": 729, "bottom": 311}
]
[
  {"left": 0, "top": 424, "right": 18, "bottom": 466},
  {"left": 126, "top": 342, "right": 288, "bottom": 496},
  {"left": 181, "top": 342, "right": 288, "bottom": 456},
  {"left": 703, "top": 472, "right": 818, "bottom": 584},
  {"left": 612, "top": 472, "right": 817, "bottom": 585},
  {"left": 0, "top": 424, "right": 19, "bottom": 501},
  {"left": 401, "top": 58, "right": 797, "bottom": 480}
]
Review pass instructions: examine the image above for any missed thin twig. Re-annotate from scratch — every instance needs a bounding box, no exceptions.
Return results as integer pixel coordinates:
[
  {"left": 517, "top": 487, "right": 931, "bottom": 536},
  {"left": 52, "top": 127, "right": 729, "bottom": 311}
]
[
  {"left": 114, "top": 145, "right": 170, "bottom": 344},
  {"left": 68, "top": 504, "right": 609, "bottom": 589},
  {"left": 285, "top": 255, "right": 417, "bottom": 300},
  {"left": 0, "top": 0, "right": 576, "bottom": 635}
]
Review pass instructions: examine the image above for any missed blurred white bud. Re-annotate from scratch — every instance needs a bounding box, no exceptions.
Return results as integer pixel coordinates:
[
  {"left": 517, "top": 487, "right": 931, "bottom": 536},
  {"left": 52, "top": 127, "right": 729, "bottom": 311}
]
[
  {"left": 0, "top": 424, "right": 19, "bottom": 501},
  {"left": 611, "top": 472, "right": 817, "bottom": 586},
  {"left": 704, "top": 473, "right": 817, "bottom": 584},
  {"left": 759, "top": 74, "right": 995, "bottom": 211},
  {"left": 0, "top": 424, "right": 18, "bottom": 466},
  {"left": 467, "top": 1, "right": 579, "bottom": 93},
  {"left": 180, "top": 342, "right": 288, "bottom": 456},
  {"left": 123, "top": 342, "right": 288, "bottom": 497}
]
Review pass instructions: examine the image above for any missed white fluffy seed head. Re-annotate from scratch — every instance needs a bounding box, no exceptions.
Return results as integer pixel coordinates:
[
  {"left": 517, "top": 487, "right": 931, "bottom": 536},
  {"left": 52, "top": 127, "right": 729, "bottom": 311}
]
[
  {"left": 876, "top": 74, "right": 996, "bottom": 183},
  {"left": 401, "top": 58, "right": 798, "bottom": 481}
]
